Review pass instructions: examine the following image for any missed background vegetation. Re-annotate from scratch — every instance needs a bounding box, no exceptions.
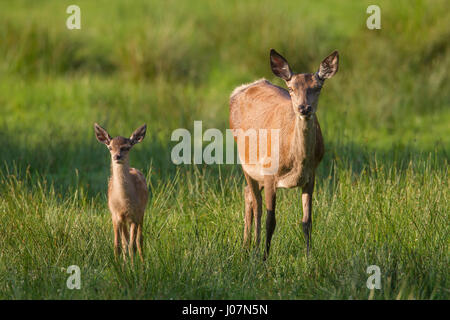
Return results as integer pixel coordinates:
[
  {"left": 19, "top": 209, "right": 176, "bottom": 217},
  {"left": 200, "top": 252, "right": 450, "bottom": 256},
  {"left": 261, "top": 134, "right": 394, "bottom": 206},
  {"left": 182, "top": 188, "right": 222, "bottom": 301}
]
[{"left": 0, "top": 0, "right": 448, "bottom": 299}]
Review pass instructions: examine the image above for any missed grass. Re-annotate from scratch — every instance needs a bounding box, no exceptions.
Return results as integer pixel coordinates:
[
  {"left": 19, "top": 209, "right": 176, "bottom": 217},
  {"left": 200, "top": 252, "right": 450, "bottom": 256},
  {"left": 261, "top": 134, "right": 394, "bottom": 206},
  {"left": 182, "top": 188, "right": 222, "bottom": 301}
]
[{"left": 0, "top": 0, "right": 448, "bottom": 299}]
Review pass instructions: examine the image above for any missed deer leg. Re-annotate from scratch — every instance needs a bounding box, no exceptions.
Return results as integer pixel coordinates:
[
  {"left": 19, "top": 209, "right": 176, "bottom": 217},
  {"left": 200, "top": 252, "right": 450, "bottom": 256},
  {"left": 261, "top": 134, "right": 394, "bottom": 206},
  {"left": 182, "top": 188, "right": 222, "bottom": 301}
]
[
  {"left": 264, "top": 179, "right": 277, "bottom": 260},
  {"left": 243, "top": 185, "right": 253, "bottom": 248},
  {"left": 113, "top": 220, "right": 121, "bottom": 259},
  {"left": 120, "top": 222, "right": 129, "bottom": 261},
  {"left": 302, "top": 175, "right": 315, "bottom": 255},
  {"left": 251, "top": 183, "right": 262, "bottom": 247},
  {"left": 136, "top": 222, "right": 144, "bottom": 263},
  {"left": 129, "top": 223, "right": 137, "bottom": 265},
  {"left": 253, "top": 189, "right": 262, "bottom": 247},
  {"left": 243, "top": 174, "right": 262, "bottom": 248}
]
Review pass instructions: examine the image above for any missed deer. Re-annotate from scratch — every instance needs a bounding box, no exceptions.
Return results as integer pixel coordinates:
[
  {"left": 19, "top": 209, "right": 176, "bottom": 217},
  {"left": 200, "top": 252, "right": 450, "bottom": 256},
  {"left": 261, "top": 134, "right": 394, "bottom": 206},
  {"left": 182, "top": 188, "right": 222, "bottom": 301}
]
[
  {"left": 94, "top": 123, "right": 149, "bottom": 263},
  {"left": 229, "top": 49, "right": 339, "bottom": 259}
]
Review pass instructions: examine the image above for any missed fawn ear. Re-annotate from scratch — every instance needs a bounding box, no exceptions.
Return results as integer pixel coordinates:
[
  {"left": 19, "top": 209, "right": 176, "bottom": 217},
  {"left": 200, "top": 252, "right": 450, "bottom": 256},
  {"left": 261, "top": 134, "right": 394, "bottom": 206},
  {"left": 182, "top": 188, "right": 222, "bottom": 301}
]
[
  {"left": 317, "top": 50, "right": 339, "bottom": 80},
  {"left": 94, "top": 123, "right": 111, "bottom": 145},
  {"left": 130, "top": 124, "right": 147, "bottom": 145},
  {"left": 270, "top": 49, "right": 293, "bottom": 81}
]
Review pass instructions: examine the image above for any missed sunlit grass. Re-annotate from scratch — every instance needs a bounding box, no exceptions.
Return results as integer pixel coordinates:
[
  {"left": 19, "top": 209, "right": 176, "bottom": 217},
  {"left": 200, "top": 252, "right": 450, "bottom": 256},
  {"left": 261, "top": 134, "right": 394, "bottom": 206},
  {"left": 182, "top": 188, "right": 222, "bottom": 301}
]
[{"left": 0, "top": 155, "right": 447, "bottom": 299}]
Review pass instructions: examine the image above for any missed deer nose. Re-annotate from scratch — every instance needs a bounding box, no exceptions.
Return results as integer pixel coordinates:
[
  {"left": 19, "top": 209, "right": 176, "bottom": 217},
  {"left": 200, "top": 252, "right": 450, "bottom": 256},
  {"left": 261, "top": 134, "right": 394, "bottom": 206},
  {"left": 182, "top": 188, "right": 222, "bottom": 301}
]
[{"left": 298, "top": 105, "right": 312, "bottom": 115}]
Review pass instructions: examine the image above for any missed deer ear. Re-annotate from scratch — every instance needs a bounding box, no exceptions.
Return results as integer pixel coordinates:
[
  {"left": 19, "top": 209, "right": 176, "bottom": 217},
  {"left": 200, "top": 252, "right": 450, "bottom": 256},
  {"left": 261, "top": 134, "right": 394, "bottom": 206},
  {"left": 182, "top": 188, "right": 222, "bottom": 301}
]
[
  {"left": 130, "top": 124, "right": 147, "bottom": 145},
  {"left": 270, "top": 49, "right": 293, "bottom": 81},
  {"left": 318, "top": 50, "right": 339, "bottom": 80},
  {"left": 94, "top": 123, "right": 111, "bottom": 145}
]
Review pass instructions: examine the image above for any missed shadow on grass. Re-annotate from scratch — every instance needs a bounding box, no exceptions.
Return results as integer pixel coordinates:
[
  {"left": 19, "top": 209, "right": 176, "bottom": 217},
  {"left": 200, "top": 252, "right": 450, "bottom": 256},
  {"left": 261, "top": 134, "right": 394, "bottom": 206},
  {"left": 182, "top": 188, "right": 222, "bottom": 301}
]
[{"left": 0, "top": 127, "right": 448, "bottom": 198}]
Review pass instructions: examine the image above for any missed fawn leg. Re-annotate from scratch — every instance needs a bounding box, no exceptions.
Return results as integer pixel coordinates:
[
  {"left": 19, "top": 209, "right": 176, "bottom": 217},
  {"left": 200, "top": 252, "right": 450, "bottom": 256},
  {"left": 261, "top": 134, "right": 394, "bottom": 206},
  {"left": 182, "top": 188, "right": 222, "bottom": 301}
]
[
  {"left": 120, "top": 223, "right": 129, "bottom": 261},
  {"left": 128, "top": 223, "right": 137, "bottom": 265},
  {"left": 113, "top": 220, "right": 121, "bottom": 259},
  {"left": 136, "top": 223, "right": 144, "bottom": 263}
]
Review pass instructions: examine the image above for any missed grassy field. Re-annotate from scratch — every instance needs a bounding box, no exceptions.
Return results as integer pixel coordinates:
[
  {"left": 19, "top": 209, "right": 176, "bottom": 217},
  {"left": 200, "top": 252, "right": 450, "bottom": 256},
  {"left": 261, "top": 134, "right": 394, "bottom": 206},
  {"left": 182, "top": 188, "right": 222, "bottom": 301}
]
[{"left": 0, "top": 0, "right": 448, "bottom": 299}]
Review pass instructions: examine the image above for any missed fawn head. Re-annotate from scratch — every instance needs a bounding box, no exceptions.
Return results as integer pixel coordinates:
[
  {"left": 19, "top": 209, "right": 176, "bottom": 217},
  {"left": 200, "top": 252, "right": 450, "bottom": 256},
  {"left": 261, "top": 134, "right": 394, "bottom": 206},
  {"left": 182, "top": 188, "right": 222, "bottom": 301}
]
[
  {"left": 270, "top": 49, "right": 339, "bottom": 119},
  {"left": 94, "top": 123, "right": 147, "bottom": 165}
]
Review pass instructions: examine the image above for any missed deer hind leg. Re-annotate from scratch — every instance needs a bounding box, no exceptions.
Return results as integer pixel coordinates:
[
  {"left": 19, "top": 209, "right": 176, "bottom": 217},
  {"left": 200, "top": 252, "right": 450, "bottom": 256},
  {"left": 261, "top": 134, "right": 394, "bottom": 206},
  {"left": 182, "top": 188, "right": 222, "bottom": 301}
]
[
  {"left": 263, "top": 179, "right": 277, "bottom": 260},
  {"left": 253, "top": 191, "right": 263, "bottom": 247},
  {"left": 243, "top": 185, "right": 254, "bottom": 248},
  {"left": 243, "top": 173, "right": 262, "bottom": 249},
  {"left": 248, "top": 180, "right": 262, "bottom": 247},
  {"left": 136, "top": 222, "right": 144, "bottom": 263}
]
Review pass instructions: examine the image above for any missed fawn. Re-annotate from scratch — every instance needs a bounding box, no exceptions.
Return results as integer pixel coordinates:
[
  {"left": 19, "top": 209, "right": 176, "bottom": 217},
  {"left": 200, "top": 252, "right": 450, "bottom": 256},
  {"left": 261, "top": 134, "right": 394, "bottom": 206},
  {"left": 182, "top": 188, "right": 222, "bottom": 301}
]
[
  {"left": 94, "top": 123, "right": 149, "bottom": 263},
  {"left": 229, "top": 49, "right": 339, "bottom": 258}
]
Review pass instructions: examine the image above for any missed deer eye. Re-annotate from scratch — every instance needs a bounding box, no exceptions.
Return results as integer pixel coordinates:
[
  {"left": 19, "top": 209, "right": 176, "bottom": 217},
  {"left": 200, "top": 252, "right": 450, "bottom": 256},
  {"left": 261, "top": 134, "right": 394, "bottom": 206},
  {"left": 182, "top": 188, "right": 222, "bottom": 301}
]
[
  {"left": 308, "top": 87, "right": 321, "bottom": 94},
  {"left": 108, "top": 146, "right": 112, "bottom": 151},
  {"left": 288, "top": 88, "right": 293, "bottom": 93},
  {"left": 121, "top": 147, "right": 130, "bottom": 152}
]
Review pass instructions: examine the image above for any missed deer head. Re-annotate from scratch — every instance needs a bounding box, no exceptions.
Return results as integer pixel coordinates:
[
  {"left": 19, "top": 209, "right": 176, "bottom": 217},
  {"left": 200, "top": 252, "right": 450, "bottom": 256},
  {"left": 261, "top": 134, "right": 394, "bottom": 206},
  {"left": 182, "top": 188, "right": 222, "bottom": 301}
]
[
  {"left": 94, "top": 123, "right": 147, "bottom": 165},
  {"left": 270, "top": 49, "right": 339, "bottom": 119}
]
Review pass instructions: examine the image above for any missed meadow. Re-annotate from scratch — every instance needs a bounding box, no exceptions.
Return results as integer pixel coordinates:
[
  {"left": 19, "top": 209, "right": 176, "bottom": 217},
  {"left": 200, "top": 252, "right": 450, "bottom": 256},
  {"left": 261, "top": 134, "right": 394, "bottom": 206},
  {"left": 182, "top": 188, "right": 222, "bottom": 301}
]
[{"left": 0, "top": 0, "right": 448, "bottom": 299}]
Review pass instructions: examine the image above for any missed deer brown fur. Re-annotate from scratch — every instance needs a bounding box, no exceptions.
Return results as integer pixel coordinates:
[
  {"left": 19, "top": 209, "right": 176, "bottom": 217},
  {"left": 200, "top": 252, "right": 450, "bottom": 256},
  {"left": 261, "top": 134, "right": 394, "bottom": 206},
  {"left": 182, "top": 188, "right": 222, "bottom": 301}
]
[
  {"left": 94, "top": 123, "right": 148, "bottom": 263},
  {"left": 229, "top": 49, "right": 339, "bottom": 258}
]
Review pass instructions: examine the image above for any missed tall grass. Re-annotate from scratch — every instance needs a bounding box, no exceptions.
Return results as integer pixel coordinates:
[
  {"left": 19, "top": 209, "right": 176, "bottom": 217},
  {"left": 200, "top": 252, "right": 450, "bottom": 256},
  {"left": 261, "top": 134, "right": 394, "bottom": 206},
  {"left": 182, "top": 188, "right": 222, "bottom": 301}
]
[{"left": 0, "top": 155, "right": 447, "bottom": 299}]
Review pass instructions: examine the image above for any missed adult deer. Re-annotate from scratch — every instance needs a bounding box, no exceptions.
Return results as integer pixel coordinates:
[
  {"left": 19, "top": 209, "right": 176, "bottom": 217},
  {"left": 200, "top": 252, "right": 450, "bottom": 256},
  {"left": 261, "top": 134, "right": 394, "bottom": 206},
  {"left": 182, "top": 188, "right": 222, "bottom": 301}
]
[
  {"left": 229, "top": 49, "right": 338, "bottom": 258},
  {"left": 94, "top": 123, "right": 148, "bottom": 263}
]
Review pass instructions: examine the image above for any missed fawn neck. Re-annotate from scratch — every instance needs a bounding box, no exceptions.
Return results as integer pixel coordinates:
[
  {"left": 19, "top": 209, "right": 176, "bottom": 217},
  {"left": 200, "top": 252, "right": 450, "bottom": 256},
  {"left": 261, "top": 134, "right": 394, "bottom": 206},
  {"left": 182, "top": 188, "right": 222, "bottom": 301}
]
[{"left": 110, "top": 159, "right": 131, "bottom": 193}]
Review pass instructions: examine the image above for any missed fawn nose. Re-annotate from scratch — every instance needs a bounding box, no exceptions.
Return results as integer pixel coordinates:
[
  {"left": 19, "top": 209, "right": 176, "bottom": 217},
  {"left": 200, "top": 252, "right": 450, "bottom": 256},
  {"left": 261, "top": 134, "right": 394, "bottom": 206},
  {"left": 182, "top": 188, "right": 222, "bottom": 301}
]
[{"left": 298, "top": 105, "right": 312, "bottom": 115}]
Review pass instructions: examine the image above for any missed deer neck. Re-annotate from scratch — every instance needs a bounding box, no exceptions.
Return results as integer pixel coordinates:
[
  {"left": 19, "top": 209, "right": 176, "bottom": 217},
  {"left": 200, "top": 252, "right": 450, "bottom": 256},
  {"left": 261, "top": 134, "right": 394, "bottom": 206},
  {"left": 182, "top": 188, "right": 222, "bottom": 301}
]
[
  {"left": 110, "top": 160, "right": 131, "bottom": 194},
  {"left": 291, "top": 116, "right": 316, "bottom": 164}
]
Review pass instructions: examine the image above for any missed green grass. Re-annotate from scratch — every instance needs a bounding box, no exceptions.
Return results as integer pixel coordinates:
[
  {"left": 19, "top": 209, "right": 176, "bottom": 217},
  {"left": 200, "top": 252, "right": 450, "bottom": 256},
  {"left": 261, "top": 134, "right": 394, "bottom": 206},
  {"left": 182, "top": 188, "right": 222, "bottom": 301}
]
[{"left": 0, "top": 0, "right": 448, "bottom": 299}]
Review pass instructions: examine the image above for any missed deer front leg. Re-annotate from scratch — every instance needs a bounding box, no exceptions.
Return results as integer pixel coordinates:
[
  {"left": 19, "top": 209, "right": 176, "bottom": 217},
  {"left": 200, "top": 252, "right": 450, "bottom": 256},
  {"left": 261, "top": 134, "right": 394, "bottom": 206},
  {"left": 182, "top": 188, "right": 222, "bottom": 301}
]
[
  {"left": 128, "top": 223, "right": 137, "bottom": 265},
  {"left": 301, "top": 175, "right": 315, "bottom": 255},
  {"left": 120, "top": 223, "right": 129, "bottom": 261},
  {"left": 113, "top": 220, "right": 121, "bottom": 259},
  {"left": 263, "top": 179, "right": 277, "bottom": 260}
]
